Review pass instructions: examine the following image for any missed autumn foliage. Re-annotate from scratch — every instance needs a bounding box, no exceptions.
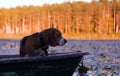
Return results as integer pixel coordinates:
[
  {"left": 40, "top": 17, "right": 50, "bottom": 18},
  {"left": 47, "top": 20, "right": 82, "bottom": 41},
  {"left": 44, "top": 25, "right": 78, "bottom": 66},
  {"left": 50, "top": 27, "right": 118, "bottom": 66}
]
[{"left": 0, "top": 0, "right": 120, "bottom": 39}]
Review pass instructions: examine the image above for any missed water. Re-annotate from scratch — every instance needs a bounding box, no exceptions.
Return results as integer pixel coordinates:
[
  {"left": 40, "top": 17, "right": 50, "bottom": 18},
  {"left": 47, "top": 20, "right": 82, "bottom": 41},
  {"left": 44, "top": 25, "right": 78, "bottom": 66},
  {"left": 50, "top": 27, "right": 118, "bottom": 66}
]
[{"left": 0, "top": 39, "right": 120, "bottom": 76}]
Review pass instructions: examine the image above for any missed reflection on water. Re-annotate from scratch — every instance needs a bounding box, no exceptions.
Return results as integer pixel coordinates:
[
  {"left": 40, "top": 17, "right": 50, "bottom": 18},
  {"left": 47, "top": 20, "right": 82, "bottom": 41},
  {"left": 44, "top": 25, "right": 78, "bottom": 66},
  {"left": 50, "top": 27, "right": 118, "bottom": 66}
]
[
  {"left": 1, "top": 72, "right": 18, "bottom": 76},
  {"left": 0, "top": 39, "right": 120, "bottom": 76},
  {"left": 0, "top": 39, "right": 20, "bottom": 55}
]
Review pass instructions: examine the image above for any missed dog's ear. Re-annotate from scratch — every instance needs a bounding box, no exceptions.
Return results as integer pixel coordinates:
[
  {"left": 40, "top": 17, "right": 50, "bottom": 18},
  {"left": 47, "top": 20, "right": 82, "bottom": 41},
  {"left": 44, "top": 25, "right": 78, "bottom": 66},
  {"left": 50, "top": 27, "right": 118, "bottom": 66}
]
[{"left": 43, "top": 28, "right": 56, "bottom": 46}]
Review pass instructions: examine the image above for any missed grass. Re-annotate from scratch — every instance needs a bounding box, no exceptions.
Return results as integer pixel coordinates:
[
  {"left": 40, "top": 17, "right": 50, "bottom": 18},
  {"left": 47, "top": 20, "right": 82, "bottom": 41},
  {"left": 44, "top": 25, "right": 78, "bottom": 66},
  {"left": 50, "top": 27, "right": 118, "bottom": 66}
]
[
  {"left": 0, "top": 33, "right": 29, "bottom": 39},
  {"left": 0, "top": 33, "right": 120, "bottom": 40},
  {"left": 63, "top": 33, "right": 120, "bottom": 40}
]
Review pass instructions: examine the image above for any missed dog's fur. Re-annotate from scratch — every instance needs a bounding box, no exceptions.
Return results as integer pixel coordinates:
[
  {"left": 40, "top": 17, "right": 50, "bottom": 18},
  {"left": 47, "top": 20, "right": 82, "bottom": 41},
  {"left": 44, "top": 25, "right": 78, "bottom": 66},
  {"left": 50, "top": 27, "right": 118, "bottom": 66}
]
[{"left": 20, "top": 28, "right": 67, "bottom": 57}]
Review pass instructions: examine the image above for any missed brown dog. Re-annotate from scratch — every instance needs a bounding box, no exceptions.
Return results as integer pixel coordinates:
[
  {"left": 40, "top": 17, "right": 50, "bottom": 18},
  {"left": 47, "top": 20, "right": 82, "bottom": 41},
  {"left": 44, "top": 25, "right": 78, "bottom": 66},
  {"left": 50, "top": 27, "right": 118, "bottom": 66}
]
[{"left": 20, "top": 28, "right": 67, "bottom": 57}]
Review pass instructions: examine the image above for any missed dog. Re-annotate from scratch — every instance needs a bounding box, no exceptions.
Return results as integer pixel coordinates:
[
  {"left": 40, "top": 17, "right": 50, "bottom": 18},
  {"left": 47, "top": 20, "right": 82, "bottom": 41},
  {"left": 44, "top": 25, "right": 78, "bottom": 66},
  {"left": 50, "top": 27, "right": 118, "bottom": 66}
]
[{"left": 20, "top": 28, "right": 67, "bottom": 57}]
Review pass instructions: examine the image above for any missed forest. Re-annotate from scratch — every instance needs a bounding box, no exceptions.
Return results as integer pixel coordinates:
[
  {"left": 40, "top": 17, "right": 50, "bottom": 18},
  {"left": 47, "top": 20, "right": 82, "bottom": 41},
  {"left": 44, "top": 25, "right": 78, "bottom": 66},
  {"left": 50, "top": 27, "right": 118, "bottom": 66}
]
[{"left": 0, "top": 0, "right": 120, "bottom": 39}]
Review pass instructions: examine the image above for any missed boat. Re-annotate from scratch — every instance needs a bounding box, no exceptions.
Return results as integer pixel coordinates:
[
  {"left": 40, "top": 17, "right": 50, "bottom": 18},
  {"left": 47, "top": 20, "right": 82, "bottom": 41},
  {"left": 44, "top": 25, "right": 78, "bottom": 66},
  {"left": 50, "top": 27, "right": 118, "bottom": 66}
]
[{"left": 0, "top": 51, "right": 89, "bottom": 76}]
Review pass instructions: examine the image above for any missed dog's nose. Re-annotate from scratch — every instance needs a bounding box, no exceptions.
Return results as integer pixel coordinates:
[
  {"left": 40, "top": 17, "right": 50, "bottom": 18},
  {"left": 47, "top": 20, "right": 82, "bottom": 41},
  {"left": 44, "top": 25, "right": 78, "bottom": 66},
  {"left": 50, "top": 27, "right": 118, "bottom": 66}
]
[{"left": 64, "top": 39, "right": 67, "bottom": 43}]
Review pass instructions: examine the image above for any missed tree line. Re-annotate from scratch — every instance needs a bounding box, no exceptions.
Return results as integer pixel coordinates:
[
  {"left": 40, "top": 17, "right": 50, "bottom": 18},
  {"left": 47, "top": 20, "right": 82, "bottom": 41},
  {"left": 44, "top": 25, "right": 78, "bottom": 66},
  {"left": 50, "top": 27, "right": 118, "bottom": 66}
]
[{"left": 0, "top": 0, "right": 120, "bottom": 35}]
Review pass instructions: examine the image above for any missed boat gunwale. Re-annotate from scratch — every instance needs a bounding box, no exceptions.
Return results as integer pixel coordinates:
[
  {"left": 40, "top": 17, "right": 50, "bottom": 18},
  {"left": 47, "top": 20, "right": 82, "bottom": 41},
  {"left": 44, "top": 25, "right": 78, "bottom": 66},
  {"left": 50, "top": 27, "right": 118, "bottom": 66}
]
[{"left": 0, "top": 51, "right": 89, "bottom": 64}]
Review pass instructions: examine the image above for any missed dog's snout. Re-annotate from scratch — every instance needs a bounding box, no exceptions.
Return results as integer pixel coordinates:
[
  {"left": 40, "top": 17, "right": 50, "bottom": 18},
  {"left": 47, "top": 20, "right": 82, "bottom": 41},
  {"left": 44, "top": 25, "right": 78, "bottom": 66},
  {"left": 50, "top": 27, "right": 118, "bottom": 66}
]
[
  {"left": 59, "top": 38, "right": 67, "bottom": 46},
  {"left": 64, "top": 39, "right": 67, "bottom": 43}
]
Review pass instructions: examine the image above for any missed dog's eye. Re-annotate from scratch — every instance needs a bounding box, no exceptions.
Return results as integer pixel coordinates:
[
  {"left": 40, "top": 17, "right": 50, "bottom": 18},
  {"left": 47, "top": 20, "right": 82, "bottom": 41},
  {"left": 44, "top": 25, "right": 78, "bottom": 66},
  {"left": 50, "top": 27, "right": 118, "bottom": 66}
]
[{"left": 57, "top": 34, "right": 61, "bottom": 38}]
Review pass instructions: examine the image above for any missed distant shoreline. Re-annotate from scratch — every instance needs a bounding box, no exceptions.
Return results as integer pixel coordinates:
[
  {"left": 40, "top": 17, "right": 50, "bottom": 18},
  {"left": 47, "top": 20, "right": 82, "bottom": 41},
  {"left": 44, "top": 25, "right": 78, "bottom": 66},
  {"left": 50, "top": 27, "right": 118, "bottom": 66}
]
[{"left": 0, "top": 33, "right": 120, "bottom": 40}]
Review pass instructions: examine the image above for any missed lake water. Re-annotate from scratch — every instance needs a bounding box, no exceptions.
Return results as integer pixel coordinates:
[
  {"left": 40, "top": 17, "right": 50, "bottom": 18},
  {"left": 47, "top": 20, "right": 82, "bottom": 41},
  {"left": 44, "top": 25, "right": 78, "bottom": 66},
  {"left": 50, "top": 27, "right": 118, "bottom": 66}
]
[{"left": 0, "top": 39, "right": 120, "bottom": 76}]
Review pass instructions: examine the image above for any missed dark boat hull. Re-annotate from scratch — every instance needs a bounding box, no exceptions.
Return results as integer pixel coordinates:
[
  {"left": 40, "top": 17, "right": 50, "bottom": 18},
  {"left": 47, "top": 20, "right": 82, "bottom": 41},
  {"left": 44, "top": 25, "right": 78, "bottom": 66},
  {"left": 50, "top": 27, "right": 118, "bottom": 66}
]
[{"left": 0, "top": 52, "right": 88, "bottom": 76}]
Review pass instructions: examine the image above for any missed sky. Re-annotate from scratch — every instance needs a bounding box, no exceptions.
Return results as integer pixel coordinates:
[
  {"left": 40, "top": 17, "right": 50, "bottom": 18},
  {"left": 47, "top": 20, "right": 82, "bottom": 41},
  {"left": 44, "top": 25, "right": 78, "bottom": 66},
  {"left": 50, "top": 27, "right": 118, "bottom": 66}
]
[{"left": 0, "top": 0, "right": 92, "bottom": 8}]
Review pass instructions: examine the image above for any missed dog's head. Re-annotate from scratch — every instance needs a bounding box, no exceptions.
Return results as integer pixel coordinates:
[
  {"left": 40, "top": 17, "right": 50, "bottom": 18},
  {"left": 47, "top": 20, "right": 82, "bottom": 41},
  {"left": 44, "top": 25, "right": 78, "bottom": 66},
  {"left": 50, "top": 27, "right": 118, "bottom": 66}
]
[{"left": 43, "top": 28, "right": 67, "bottom": 47}]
